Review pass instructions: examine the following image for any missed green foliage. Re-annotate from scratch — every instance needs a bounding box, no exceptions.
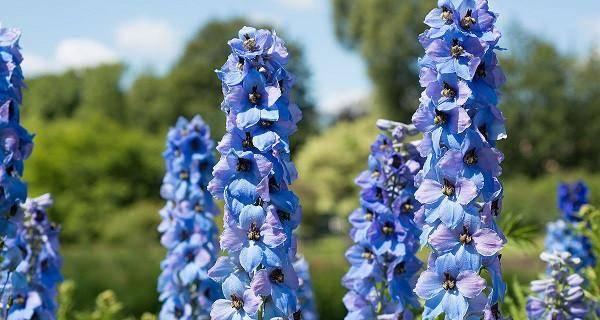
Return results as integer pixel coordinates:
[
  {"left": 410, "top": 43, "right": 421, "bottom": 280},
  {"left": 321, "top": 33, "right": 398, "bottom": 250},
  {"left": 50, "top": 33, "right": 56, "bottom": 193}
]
[
  {"left": 331, "top": 0, "right": 430, "bottom": 119},
  {"left": 23, "top": 115, "right": 163, "bottom": 241},
  {"left": 503, "top": 277, "right": 528, "bottom": 320},
  {"left": 294, "top": 117, "right": 378, "bottom": 235}
]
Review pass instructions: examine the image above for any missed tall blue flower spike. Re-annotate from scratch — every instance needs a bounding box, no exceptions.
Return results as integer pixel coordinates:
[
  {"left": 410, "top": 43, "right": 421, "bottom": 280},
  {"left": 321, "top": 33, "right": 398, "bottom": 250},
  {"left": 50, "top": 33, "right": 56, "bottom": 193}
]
[
  {"left": 545, "top": 181, "right": 595, "bottom": 271},
  {"left": 157, "top": 116, "right": 222, "bottom": 320},
  {"left": 1, "top": 194, "right": 62, "bottom": 320},
  {"left": 208, "top": 26, "right": 310, "bottom": 319},
  {"left": 343, "top": 120, "right": 424, "bottom": 320},
  {"left": 411, "top": 1, "right": 508, "bottom": 319},
  {"left": 526, "top": 252, "right": 590, "bottom": 319},
  {"left": 0, "top": 26, "right": 34, "bottom": 275},
  {"left": 293, "top": 256, "right": 318, "bottom": 320}
]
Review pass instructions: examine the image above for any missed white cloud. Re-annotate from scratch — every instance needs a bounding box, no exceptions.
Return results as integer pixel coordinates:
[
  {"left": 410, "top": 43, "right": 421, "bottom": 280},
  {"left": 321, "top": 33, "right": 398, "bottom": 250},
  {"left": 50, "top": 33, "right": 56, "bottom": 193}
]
[
  {"left": 21, "top": 38, "right": 119, "bottom": 76},
  {"left": 115, "top": 18, "right": 180, "bottom": 61},
  {"left": 320, "top": 88, "right": 370, "bottom": 115},
  {"left": 278, "top": 0, "right": 317, "bottom": 10}
]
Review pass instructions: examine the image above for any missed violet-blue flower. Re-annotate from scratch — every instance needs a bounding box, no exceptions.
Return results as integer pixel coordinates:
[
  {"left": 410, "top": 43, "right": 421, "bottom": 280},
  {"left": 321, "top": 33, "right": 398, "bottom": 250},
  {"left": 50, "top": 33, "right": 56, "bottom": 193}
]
[
  {"left": 1, "top": 194, "right": 62, "bottom": 320},
  {"left": 526, "top": 251, "right": 590, "bottom": 320},
  {"left": 544, "top": 181, "right": 595, "bottom": 270},
  {"left": 412, "top": 1, "right": 507, "bottom": 318},
  {"left": 158, "top": 116, "right": 221, "bottom": 319},
  {"left": 208, "top": 26, "right": 310, "bottom": 319},
  {"left": 343, "top": 124, "right": 423, "bottom": 319},
  {"left": 0, "top": 26, "right": 34, "bottom": 277}
]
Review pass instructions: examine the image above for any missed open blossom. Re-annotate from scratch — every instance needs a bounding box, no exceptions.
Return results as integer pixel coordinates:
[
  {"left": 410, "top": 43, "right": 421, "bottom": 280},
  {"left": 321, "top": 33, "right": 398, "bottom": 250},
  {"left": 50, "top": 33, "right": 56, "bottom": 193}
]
[
  {"left": 343, "top": 124, "right": 423, "bottom": 319},
  {"left": 209, "top": 26, "right": 312, "bottom": 319},
  {"left": 412, "top": 1, "right": 507, "bottom": 318},
  {"left": 0, "top": 26, "right": 34, "bottom": 276},
  {"left": 526, "top": 252, "right": 590, "bottom": 320},
  {"left": 158, "top": 116, "right": 222, "bottom": 319},
  {"left": 0, "top": 194, "right": 62, "bottom": 320},
  {"left": 545, "top": 181, "right": 595, "bottom": 270}
]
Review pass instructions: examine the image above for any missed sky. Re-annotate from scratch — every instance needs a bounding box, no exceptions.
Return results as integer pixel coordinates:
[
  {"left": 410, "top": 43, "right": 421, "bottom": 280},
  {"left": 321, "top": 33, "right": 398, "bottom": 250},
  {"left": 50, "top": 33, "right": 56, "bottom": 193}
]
[{"left": 3, "top": 0, "right": 599, "bottom": 114}]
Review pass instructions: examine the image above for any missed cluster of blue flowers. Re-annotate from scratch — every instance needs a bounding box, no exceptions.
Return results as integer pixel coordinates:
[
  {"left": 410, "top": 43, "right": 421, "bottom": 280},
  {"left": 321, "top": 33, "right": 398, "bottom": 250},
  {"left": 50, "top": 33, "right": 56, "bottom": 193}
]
[
  {"left": 526, "top": 251, "right": 590, "bottom": 319},
  {"left": 411, "top": 1, "right": 508, "bottom": 318},
  {"left": 1, "top": 194, "right": 62, "bottom": 320},
  {"left": 293, "top": 256, "right": 318, "bottom": 320},
  {"left": 343, "top": 123, "right": 423, "bottom": 319},
  {"left": 544, "top": 182, "right": 595, "bottom": 270},
  {"left": 0, "top": 26, "right": 34, "bottom": 274},
  {"left": 207, "top": 26, "right": 308, "bottom": 319},
  {"left": 158, "top": 116, "right": 222, "bottom": 319}
]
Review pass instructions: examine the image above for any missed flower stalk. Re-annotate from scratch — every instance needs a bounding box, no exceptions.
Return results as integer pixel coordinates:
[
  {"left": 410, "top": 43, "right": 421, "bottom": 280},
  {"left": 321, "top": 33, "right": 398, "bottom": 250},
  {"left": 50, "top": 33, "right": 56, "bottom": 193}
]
[
  {"left": 157, "top": 116, "right": 221, "bottom": 319},
  {"left": 412, "top": 1, "right": 508, "bottom": 318},
  {"left": 208, "top": 26, "right": 309, "bottom": 319}
]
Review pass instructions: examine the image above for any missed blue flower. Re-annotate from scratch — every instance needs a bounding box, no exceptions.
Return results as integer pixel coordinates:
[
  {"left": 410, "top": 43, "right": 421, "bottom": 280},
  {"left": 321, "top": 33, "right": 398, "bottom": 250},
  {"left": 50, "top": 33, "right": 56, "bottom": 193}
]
[
  {"left": 209, "top": 26, "right": 309, "bottom": 319},
  {"left": 526, "top": 252, "right": 590, "bottom": 319},
  {"left": 158, "top": 116, "right": 221, "bottom": 318},
  {"left": 557, "top": 181, "right": 588, "bottom": 222},
  {"left": 343, "top": 128, "right": 424, "bottom": 319},
  {"left": 413, "top": 0, "right": 507, "bottom": 317},
  {"left": 1, "top": 194, "right": 63, "bottom": 319}
]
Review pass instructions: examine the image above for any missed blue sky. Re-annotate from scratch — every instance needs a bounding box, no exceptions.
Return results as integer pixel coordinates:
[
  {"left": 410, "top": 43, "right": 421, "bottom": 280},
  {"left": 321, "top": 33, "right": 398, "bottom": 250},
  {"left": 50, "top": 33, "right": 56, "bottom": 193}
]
[{"left": 4, "top": 0, "right": 599, "bottom": 113}]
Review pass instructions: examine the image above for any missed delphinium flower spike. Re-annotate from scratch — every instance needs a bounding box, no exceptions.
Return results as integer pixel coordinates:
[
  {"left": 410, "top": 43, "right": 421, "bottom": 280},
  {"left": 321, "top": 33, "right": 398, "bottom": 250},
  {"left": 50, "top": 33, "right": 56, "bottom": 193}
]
[
  {"left": 526, "top": 251, "right": 590, "bottom": 319},
  {"left": 545, "top": 181, "right": 595, "bottom": 270},
  {"left": 208, "top": 26, "right": 308, "bottom": 319},
  {"left": 343, "top": 120, "right": 423, "bottom": 319},
  {"left": 2, "top": 194, "right": 62, "bottom": 319},
  {"left": 0, "top": 25, "right": 35, "bottom": 315},
  {"left": 411, "top": 1, "right": 508, "bottom": 318},
  {"left": 293, "top": 256, "right": 318, "bottom": 320},
  {"left": 157, "top": 116, "right": 222, "bottom": 319}
]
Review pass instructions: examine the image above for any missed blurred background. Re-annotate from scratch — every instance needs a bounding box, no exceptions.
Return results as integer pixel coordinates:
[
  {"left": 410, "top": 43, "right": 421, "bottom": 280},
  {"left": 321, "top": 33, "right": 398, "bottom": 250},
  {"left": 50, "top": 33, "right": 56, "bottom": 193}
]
[{"left": 4, "top": 0, "right": 600, "bottom": 318}]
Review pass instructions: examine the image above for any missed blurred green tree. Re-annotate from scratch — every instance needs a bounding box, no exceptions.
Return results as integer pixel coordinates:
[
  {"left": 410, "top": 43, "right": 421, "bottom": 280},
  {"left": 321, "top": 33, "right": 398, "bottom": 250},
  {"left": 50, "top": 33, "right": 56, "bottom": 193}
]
[
  {"left": 23, "top": 115, "right": 163, "bottom": 242},
  {"left": 331, "top": 0, "right": 430, "bottom": 120}
]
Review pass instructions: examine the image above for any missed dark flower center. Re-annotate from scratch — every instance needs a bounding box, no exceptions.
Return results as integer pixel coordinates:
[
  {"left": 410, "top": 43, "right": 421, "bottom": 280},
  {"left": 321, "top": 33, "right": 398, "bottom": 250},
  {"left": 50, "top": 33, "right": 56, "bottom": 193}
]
[
  {"left": 390, "top": 154, "right": 403, "bottom": 168},
  {"left": 375, "top": 187, "right": 383, "bottom": 199},
  {"left": 451, "top": 39, "right": 465, "bottom": 58},
  {"left": 361, "top": 249, "right": 375, "bottom": 260},
  {"left": 242, "top": 132, "right": 254, "bottom": 149},
  {"left": 441, "top": 82, "right": 457, "bottom": 98},
  {"left": 231, "top": 295, "right": 244, "bottom": 310},
  {"left": 174, "top": 307, "right": 183, "bottom": 318},
  {"left": 270, "top": 268, "right": 285, "bottom": 284},
  {"left": 179, "top": 170, "right": 189, "bottom": 180},
  {"left": 254, "top": 197, "right": 265, "bottom": 207},
  {"left": 237, "top": 57, "right": 245, "bottom": 70},
  {"left": 490, "top": 304, "right": 501, "bottom": 319},
  {"left": 461, "top": 10, "right": 476, "bottom": 29},
  {"left": 441, "top": 6, "right": 453, "bottom": 22},
  {"left": 442, "top": 179, "right": 455, "bottom": 197},
  {"left": 34, "top": 210, "right": 45, "bottom": 222},
  {"left": 248, "top": 86, "right": 261, "bottom": 104},
  {"left": 434, "top": 110, "right": 447, "bottom": 125},
  {"left": 277, "top": 210, "right": 291, "bottom": 221},
  {"left": 236, "top": 158, "right": 251, "bottom": 172},
  {"left": 247, "top": 223, "right": 261, "bottom": 241},
  {"left": 476, "top": 62, "right": 487, "bottom": 78},
  {"left": 260, "top": 120, "right": 274, "bottom": 127},
  {"left": 243, "top": 34, "right": 257, "bottom": 51},
  {"left": 463, "top": 149, "right": 478, "bottom": 165},
  {"left": 186, "top": 251, "right": 195, "bottom": 262},
  {"left": 293, "top": 311, "right": 302, "bottom": 320},
  {"left": 365, "top": 209, "right": 374, "bottom": 221},
  {"left": 459, "top": 226, "right": 473, "bottom": 244},
  {"left": 269, "top": 177, "right": 281, "bottom": 192},
  {"left": 491, "top": 199, "right": 501, "bottom": 216},
  {"left": 442, "top": 273, "right": 456, "bottom": 290},
  {"left": 394, "top": 262, "right": 406, "bottom": 274},
  {"left": 194, "top": 202, "right": 204, "bottom": 212},
  {"left": 13, "top": 294, "right": 25, "bottom": 305},
  {"left": 382, "top": 221, "right": 395, "bottom": 235},
  {"left": 401, "top": 200, "right": 414, "bottom": 213}
]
